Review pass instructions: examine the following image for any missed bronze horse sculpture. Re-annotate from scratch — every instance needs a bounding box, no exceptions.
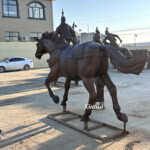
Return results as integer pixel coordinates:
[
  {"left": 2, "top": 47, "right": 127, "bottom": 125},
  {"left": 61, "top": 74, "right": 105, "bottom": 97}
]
[{"left": 35, "top": 32, "right": 147, "bottom": 129}]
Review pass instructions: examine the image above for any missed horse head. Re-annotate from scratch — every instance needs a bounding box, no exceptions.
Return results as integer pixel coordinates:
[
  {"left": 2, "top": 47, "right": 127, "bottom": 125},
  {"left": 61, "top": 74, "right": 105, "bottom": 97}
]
[
  {"left": 35, "top": 32, "right": 68, "bottom": 59},
  {"left": 35, "top": 38, "right": 47, "bottom": 59}
]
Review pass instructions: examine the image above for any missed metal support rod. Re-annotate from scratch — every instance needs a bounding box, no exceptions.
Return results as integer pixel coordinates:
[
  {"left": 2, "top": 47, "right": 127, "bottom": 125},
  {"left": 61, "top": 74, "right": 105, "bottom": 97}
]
[
  {"left": 88, "top": 124, "right": 103, "bottom": 131},
  {"left": 51, "top": 111, "right": 69, "bottom": 116},
  {"left": 84, "top": 122, "right": 88, "bottom": 130},
  {"left": 124, "top": 122, "right": 126, "bottom": 135},
  {"left": 61, "top": 116, "right": 79, "bottom": 122},
  {"left": 63, "top": 106, "right": 66, "bottom": 112}
]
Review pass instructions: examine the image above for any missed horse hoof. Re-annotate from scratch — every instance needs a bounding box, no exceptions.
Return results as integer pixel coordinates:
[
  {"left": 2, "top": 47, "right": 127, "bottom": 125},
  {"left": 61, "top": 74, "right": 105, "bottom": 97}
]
[
  {"left": 116, "top": 112, "right": 128, "bottom": 123},
  {"left": 80, "top": 115, "right": 89, "bottom": 122},
  {"left": 52, "top": 95, "right": 59, "bottom": 104},
  {"left": 100, "top": 102, "right": 104, "bottom": 109}
]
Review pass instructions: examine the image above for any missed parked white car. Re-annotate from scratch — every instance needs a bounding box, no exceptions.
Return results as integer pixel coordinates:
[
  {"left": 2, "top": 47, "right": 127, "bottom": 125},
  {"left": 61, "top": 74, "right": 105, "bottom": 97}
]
[{"left": 0, "top": 57, "right": 34, "bottom": 73}]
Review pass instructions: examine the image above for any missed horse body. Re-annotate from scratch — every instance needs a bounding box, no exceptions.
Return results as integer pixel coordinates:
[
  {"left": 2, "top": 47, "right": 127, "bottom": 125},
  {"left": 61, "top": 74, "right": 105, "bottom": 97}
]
[{"left": 55, "top": 42, "right": 108, "bottom": 80}]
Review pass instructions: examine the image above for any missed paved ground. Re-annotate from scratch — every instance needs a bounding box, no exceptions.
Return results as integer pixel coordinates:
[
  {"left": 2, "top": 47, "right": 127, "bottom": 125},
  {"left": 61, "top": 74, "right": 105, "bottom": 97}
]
[{"left": 0, "top": 68, "right": 150, "bottom": 150}]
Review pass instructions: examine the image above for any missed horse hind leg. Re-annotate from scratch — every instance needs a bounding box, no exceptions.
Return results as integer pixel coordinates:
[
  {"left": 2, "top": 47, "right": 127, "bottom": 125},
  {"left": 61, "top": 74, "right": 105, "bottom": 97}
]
[
  {"left": 80, "top": 77, "right": 97, "bottom": 129},
  {"left": 95, "top": 77, "right": 105, "bottom": 109},
  {"left": 61, "top": 78, "right": 71, "bottom": 112},
  {"left": 101, "top": 73, "right": 128, "bottom": 123}
]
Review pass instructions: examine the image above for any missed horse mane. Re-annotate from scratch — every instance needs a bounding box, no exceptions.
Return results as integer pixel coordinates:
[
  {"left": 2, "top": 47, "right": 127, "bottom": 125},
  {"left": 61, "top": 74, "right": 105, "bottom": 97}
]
[{"left": 42, "top": 31, "right": 65, "bottom": 43}]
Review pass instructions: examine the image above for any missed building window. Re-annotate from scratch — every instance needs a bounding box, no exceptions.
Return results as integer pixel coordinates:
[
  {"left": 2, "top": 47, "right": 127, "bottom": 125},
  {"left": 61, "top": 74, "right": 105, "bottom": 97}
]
[
  {"left": 2, "top": 0, "right": 19, "bottom": 17},
  {"left": 5, "top": 32, "right": 19, "bottom": 41},
  {"left": 30, "top": 32, "right": 42, "bottom": 41},
  {"left": 28, "top": 2, "right": 45, "bottom": 19}
]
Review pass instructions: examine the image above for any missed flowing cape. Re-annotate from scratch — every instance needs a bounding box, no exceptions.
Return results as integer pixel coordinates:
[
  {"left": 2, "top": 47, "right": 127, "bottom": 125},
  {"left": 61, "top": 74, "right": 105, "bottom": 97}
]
[{"left": 104, "top": 46, "right": 147, "bottom": 75}]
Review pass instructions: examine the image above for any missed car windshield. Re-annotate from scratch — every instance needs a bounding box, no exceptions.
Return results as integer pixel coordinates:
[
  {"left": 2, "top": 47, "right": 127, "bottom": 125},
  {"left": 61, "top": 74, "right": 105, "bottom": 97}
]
[{"left": 0, "top": 58, "right": 9, "bottom": 62}]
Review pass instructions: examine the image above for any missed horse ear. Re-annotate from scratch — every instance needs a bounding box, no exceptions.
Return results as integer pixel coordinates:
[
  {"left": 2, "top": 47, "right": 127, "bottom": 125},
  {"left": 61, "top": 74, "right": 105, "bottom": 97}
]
[{"left": 34, "top": 37, "right": 40, "bottom": 41}]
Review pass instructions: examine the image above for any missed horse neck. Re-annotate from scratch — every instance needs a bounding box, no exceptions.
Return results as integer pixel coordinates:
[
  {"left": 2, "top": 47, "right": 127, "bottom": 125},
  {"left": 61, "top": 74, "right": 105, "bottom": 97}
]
[
  {"left": 42, "top": 40, "right": 56, "bottom": 55},
  {"left": 43, "top": 39, "right": 67, "bottom": 55},
  {"left": 51, "top": 49, "right": 61, "bottom": 57}
]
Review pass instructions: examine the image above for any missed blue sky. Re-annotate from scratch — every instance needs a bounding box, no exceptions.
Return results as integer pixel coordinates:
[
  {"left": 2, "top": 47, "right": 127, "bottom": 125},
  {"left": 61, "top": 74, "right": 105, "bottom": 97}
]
[{"left": 53, "top": 0, "right": 150, "bottom": 43}]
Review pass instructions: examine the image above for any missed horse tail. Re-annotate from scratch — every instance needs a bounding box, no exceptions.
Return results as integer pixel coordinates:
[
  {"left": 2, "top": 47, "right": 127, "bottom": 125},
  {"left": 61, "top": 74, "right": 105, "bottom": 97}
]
[{"left": 103, "top": 45, "right": 147, "bottom": 75}]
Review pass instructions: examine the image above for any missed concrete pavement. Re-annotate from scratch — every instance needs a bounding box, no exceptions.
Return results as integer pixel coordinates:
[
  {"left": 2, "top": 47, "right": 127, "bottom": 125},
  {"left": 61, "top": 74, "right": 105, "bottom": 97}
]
[{"left": 0, "top": 68, "right": 150, "bottom": 150}]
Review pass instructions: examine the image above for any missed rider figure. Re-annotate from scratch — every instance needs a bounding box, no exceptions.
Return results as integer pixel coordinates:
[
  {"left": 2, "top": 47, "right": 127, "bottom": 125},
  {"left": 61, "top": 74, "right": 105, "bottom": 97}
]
[
  {"left": 93, "top": 27, "right": 103, "bottom": 45},
  {"left": 54, "top": 10, "right": 79, "bottom": 85},
  {"left": 103, "top": 27, "right": 122, "bottom": 48},
  {"left": 55, "top": 10, "right": 77, "bottom": 45}
]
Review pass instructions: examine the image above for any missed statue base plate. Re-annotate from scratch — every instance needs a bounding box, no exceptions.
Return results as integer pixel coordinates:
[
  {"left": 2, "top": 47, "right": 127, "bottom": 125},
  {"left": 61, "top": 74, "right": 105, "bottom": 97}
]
[{"left": 47, "top": 111, "right": 129, "bottom": 142}]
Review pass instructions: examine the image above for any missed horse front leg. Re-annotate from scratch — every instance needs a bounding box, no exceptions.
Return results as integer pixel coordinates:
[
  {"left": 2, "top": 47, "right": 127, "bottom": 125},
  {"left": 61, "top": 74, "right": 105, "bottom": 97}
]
[
  {"left": 101, "top": 73, "right": 128, "bottom": 123},
  {"left": 61, "top": 78, "right": 71, "bottom": 112},
  {"left": 45, "top": 67, "right": 59, "bottom": 104},
  {"left": 80, "top": 77, "right": 97, "bottom": 129},
  {"left": 95, "top": 77, "right": 105, "bottom": 109}
]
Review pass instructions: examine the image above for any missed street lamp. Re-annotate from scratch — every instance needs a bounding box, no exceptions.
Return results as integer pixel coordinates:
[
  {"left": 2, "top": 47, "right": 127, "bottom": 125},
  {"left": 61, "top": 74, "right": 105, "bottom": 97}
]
[
  {"left": 78, "top": 29, "right": 82, "bottom": 44},
  {"left": 134, "top": 34, "right": 137, "bottom": 46}
]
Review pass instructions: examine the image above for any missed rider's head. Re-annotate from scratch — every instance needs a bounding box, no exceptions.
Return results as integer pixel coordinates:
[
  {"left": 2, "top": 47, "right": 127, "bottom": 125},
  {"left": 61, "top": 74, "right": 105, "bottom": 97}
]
[
  {"left": 61, "top": 16, "right": 66, "bottom": 24},
  {"left": 105, "top": 27, "right": 109, "bottom": 35},
  {"left": 96, "top": 27, "right": 100, "bottom": 34},
  {"left": 61, "top": 9, "right": 66, "bottom": 24}
]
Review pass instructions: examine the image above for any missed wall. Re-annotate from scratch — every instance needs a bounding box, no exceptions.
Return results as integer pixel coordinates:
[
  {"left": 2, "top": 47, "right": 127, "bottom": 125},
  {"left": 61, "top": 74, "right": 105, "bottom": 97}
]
[
  {"left": 0, "top": 42, "right": 49, "bottom": 68},
  {"left": 125, "top": 45, "right": 150, "bottom": 69},
  {"left": 0, "top": 0, "right": 54, "bottom": 41},
  {"left": 125, "top": 45, "right": 150, "bottom": 52},
  {"left": 1, "top": 42, "right": 150, "bottom": 69}
]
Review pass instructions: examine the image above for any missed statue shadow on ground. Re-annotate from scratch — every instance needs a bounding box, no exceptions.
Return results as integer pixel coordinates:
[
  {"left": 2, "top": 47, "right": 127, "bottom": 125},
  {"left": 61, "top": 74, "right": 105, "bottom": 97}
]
[
  {"left": 36, "top": 117, "right": 123, "bottom": 150},
  {"left": 0, "top": 74, "right": 47, "bottom": 96},
  {"left": 0, "top": 121, "right": 52, "bottom": 149},
  {"left": 0, "top": 117, "right": 123, "bottom": 150},
  {"left": 0, "top": 74, "right": 80, "bottom": 107}
]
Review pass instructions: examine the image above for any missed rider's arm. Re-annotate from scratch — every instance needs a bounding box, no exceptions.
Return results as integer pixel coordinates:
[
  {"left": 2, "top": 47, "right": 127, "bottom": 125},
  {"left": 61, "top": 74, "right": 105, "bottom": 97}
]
[
  {"left": 55, "top": 27, "right": 60, "bottom": 35},
  {"left": 70, "top": 26, "right": 76, "bottom": 37},
  {"left": 113, "top": 34, "right": 122, "bottom": 43}
]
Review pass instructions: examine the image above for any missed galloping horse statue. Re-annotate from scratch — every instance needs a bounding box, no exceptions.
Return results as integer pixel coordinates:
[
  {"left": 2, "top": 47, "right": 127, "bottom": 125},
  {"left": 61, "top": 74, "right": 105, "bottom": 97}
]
[{"left": 35, "top": 32, "right": 147, "bottom": 129}]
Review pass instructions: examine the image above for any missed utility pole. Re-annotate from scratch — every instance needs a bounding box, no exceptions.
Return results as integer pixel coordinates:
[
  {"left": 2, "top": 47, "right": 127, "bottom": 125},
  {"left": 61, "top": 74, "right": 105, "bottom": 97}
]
[
  {"left": 79, "top": 29, "right": 82, "bottom": 44},
  {"left": 87, "top": 24, "right": 90, "bottom": 41},
  {"left": 134, "top": 34, "right": 137, "bottom": 46}
]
